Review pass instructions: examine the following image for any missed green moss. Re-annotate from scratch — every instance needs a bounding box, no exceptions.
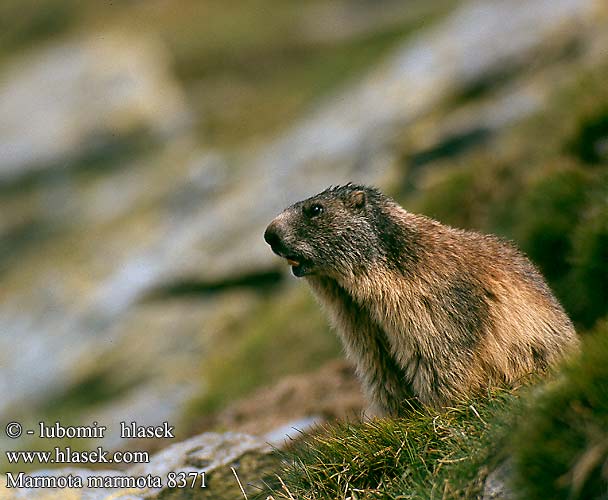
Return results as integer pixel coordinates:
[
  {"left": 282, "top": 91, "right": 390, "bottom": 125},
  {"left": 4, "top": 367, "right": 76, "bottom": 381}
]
[
  {"left": 512, "top": 321, "right": 608, "bottom": 500},
  {"left": 157, "top": 450, "right": 282, "bottom": 500}
]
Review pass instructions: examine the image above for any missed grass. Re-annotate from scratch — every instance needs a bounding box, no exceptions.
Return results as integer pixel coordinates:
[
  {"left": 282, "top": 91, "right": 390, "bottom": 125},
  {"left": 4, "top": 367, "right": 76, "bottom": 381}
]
[
  {"left": 255, "top": 389, "right": 516, "bottom": 499},
  {"left": 512, "top": 320, "right": 608, "bottom": 500}
]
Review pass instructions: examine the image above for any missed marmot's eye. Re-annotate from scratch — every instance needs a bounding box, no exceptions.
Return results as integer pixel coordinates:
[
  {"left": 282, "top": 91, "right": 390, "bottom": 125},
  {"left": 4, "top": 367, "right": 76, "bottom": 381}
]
[{"left": 305, "top": 203, "right": 324, "bottom": 218}]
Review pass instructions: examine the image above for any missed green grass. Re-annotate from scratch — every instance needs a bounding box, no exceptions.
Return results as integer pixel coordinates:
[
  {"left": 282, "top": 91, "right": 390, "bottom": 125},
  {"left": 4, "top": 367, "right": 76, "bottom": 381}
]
[
  {"left": 187, "top": 22, "right": 433, "bottom": 147},
  {"left": 255, "top": 390, "right": 516, "bottom": 499},
  {"left": 512, "top": 320, "right": 608, "bottom": 500}
]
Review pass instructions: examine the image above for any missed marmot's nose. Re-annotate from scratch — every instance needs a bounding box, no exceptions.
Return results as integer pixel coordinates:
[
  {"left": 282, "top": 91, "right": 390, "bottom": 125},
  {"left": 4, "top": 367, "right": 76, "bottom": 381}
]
[{"left": 264, "top": 221, "right": 282, "bottom": 248}]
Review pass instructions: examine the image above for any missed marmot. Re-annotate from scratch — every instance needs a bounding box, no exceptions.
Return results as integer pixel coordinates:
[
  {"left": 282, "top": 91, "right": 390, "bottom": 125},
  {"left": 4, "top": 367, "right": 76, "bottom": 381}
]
[{"left": 264, "top": 184, "right": 579, "bottom": 416}]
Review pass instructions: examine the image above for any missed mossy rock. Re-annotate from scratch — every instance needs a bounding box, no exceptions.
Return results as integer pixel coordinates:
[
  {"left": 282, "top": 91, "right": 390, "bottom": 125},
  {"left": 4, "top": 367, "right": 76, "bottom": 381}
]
[{"left": 157, "top": 450, "right": 281, "bottom": 500}]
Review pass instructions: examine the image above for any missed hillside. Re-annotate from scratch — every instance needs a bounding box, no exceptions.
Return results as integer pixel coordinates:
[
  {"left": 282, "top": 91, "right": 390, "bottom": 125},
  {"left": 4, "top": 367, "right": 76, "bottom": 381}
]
[{"left": 0, "top": 0, "right": 606, "bottom": 498}]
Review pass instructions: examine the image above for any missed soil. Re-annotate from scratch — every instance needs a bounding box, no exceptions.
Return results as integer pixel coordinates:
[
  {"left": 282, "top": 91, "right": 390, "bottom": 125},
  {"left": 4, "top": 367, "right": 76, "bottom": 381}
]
[{"left": 192, "top": 359, "right": 366, "bottom": 437}]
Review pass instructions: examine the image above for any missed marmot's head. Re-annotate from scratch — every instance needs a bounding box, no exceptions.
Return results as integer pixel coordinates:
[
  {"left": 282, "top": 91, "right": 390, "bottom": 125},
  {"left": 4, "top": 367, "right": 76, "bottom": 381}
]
[{"left": 264, "top": 184, "right": 387, "bottom": 278}]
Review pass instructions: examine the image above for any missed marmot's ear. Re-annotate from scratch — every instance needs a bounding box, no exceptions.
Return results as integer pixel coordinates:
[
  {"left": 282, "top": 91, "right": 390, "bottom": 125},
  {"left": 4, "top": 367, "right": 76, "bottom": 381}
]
[{"left": 347, "top": 190, "right": 366, "bottom": 209}]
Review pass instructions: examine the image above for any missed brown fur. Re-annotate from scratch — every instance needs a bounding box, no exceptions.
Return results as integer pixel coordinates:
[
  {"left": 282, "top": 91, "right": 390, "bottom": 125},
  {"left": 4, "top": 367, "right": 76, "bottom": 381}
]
[{"left": 264, "top": 184, "right": 579, "bottom": 416}]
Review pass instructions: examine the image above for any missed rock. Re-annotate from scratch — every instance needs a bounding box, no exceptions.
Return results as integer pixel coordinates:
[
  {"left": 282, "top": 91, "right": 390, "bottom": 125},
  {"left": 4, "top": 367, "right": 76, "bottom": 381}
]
[
  {"left": 0, "top": 432, "right": 277, "bottom": 500},
  {"left": 483, "top": 460, "right": 514, "bottom": 500},
  {"left": 0, "top": 33, "right": 192, "bottom": 184},
  {"left": 129, "top": 431, "right": 273, "bottom": 498}
]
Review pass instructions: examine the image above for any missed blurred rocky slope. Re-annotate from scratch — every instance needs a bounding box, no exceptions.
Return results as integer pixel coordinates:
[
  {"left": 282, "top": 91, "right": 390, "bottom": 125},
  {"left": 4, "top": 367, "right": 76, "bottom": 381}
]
[{"left": 1, "top": 0, "right": 607, "bottom": 464}]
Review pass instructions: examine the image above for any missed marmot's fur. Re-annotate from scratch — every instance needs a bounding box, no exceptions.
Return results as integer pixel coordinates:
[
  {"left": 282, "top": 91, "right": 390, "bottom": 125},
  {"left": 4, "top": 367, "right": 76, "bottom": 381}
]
[{"left": 264, "top": 184, "right": 579, "bottom": 416}]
